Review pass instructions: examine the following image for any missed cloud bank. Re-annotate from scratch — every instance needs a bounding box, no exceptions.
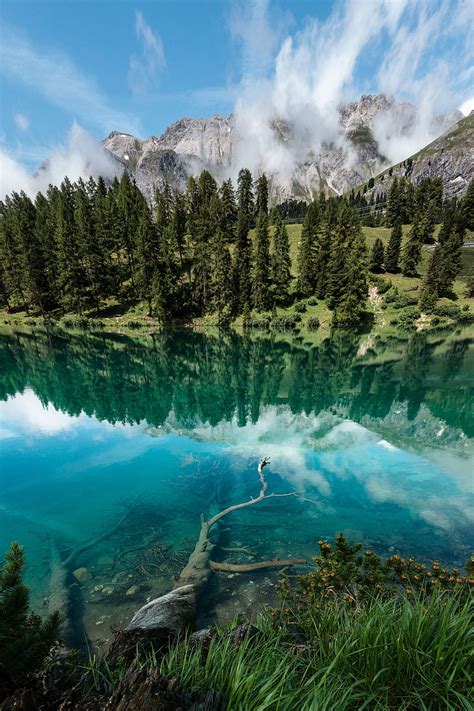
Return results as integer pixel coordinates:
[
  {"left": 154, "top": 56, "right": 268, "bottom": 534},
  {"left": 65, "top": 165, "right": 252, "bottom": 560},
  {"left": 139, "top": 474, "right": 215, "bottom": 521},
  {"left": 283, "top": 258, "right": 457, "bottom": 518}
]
[
  {"left": 0, "top": 122, "right": 123, "bottom": 199},
  {"left": 231, "top": 0, "right": 473, "bottom": 183}
]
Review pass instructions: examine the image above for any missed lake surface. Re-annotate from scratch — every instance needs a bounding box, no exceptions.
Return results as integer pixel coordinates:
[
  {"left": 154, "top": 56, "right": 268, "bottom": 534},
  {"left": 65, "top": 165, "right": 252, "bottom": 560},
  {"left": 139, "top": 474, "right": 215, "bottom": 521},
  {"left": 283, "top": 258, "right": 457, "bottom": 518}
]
[{"left": 0, "top": 326, "right": 473, "bottom": 647}]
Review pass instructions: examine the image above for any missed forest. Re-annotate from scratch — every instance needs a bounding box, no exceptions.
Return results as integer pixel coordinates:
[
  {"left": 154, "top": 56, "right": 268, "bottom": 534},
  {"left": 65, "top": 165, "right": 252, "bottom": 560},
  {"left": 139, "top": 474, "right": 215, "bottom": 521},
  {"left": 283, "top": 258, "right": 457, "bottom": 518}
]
[{"left": 0, "top": 169, "right": 473, "bottom": 328}]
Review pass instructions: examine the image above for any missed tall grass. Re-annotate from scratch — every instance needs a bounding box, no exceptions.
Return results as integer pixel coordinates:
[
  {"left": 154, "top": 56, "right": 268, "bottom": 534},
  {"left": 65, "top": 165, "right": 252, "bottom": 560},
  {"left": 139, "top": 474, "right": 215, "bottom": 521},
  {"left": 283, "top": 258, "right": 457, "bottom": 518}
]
[{"left": 155, "top": 592, "right": 473, "bottom": 710}]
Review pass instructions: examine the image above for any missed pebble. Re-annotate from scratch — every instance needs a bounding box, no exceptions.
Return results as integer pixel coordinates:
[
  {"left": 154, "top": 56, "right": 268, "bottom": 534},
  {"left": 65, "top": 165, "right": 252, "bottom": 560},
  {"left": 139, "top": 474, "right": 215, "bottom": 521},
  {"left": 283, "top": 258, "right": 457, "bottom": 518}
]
[
  {"left": 72, "top": 567, "right": 92, "bottom": 583},
  {"left": 126, "top": 585, "right": 140, "bottom": 596}
]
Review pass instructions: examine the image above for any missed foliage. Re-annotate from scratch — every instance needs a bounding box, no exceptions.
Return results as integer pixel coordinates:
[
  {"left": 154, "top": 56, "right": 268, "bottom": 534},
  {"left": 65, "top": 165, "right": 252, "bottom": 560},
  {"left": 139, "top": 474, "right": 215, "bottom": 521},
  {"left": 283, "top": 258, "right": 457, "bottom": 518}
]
[
  {"left": 306, "top": 317, "right": 320, "bottom": 331},
  {"left": 0, "top": 542, "right": 60, "bottom": 683},
  {"left": 151, "top": 537, "right": 474, "bottom": 711}
]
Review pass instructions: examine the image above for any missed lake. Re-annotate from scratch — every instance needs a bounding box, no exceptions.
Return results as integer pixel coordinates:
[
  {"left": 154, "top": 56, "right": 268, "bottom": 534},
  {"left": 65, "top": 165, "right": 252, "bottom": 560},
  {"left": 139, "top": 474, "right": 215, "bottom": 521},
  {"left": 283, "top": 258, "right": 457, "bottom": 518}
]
[{"left": 0, "top": 326, "right": 473, "bottom": 649}]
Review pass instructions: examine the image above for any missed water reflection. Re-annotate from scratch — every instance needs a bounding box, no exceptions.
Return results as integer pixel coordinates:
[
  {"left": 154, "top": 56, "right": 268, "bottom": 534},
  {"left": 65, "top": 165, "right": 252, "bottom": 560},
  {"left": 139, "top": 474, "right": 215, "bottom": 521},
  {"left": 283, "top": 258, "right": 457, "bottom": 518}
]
[{"left": 0, "top": 326, "right": 473, "bottom": 639}]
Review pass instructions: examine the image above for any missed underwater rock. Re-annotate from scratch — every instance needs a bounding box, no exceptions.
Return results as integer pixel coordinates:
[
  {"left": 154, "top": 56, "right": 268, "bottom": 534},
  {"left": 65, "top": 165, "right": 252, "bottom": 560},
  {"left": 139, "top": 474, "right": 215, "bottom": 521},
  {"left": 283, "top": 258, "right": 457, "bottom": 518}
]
[
  {"left": 72, "top": 566, "right": 92, "bottom": 583},
  {"left": 101, "top": 585, "right": 115, "bottom": 596},
  {"left": 125, "top": 585, "right": 140, "bottom": 596}
]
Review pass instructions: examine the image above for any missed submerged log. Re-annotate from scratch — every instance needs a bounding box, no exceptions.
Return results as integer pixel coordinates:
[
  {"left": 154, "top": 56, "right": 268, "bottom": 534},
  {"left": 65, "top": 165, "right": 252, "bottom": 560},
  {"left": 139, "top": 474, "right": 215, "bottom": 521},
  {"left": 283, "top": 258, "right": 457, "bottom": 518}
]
[{"left": 174, "top": 457, "right": 308, "bottom": 593}]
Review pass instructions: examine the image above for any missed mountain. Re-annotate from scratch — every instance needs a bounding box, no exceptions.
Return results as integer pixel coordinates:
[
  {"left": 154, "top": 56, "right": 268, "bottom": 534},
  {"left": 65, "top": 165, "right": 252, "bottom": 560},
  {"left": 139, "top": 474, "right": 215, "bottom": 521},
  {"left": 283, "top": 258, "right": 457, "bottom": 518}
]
[
  {"left": 102, "top": 94, "right": 466, "bottom": 202},
  {"left": 359, "top": 112, "right": 474, "bottom": 200}
]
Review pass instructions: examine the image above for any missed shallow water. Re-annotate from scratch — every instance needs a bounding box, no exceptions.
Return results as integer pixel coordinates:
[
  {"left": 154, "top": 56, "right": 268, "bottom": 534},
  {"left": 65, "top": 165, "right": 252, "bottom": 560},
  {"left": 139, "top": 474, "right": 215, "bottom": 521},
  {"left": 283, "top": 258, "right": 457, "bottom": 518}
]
[{"left": 0, "top": 327, "right": 473, "bottom": 646}]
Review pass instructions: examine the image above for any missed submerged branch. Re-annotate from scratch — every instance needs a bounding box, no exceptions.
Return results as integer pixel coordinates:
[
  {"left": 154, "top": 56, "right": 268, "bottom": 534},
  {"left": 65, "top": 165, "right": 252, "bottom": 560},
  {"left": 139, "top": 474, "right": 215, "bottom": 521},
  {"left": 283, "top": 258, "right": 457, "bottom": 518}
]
[{"left": 210, "top": 559, "right": 307, "bottom": 573}]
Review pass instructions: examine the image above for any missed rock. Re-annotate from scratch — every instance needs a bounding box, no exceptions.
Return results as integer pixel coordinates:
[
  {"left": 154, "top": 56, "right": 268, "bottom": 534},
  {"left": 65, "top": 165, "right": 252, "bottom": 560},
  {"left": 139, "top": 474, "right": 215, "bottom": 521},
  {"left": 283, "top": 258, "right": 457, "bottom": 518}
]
[
  {"left": 101, "top": 585, "right": 115, "bottom": 596},
  {"left": 125, "top": 585, "right": 140, "bottom": 596},
  {"left": 189, "top": 628, "right": 214, "bottom": 647},
  {"left": 72, "top": 567, "right": 92, "bottom": 583},
  {"left": 229, "top": 623, "right": 260, "bottom": 648},
  {"left": 106, "top": 585, "right": 196, "bottom": 667}
]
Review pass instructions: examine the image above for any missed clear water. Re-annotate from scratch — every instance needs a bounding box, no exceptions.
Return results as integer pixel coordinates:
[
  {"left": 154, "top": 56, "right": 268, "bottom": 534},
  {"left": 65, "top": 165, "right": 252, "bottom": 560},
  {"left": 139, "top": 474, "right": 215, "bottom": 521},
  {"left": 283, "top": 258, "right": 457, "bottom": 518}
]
[{"left": 0, "top": 327, "right": 473, "bottom": 646}]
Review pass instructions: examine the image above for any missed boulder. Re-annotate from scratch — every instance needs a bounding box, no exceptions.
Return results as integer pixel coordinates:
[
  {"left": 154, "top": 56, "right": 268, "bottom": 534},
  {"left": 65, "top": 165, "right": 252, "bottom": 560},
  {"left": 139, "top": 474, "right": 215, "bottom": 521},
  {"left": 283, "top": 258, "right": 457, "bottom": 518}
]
[
  {"left": 107, "top": 585, "right": 196, "bottom": 667},
  {"left": 126, "top": 585, "right": 196, "bottom": 634}
]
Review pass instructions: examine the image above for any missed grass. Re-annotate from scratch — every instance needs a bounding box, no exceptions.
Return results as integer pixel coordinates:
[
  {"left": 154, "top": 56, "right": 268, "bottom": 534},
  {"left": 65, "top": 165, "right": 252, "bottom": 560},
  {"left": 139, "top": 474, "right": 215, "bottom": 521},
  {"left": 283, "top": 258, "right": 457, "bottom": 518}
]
[{"left": 106, "top": 592, "right": 473, "bottom": 710}]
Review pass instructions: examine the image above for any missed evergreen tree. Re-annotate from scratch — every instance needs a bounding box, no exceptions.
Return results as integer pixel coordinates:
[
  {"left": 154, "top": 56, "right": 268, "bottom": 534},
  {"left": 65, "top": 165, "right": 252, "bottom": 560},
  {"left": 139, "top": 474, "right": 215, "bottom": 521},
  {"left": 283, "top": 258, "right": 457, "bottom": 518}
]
[
  {"left": 401, "top": 215, "right": 423, "bottom": 277},
  {"left": 232, "top": 170, "right": 254, "bottom": 313},
  {"left": 297, "top": 201, "right": 319, "bottom": 296},
  {"left": 314, "top": 214, "right": 332, "bottom": 299},
  {"left": 255, "top": 174, "right": 269, "bottom": 216},
  {"left": 0, "top": 542, "right": 60, "bottom": 682},
  {"left": 56, "top": 178, "right": 87, "bottom": 312},
  {"left": 386, "top": 178, "right": 400, "bottom": 227},
  {"left": 210, "top": 227, "right": 233, "bottom": 319},
  {"left": 134, "top": 203, "right": 158, "bottom": 314},
  {"left": 460, "top": 179, "right": 474, "bottom": 231},
  {"left": 252, "top": 211, "right": 271, "bottom": 311},
  {"left": 219, "top": 178, "right": 237, "bottom": 239},
  {"left": 271, "top": 211, "right": 291, "bottom": 303},
  {"left": 369, "top": 238, "right": 385, "bottom": 272},
  {"left": 385, "top": 220, "right": 402, "bottom": 272},
  {"left": 330, "top": 209, "right": 368, "bottom": 326}
]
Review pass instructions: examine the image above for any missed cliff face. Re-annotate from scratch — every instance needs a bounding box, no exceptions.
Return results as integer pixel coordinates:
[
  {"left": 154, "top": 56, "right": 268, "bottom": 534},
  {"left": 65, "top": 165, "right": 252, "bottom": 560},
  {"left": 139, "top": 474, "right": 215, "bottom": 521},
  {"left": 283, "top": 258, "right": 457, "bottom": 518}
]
[{"left": 102, "top": 95, "right": 468, "bottom": 202}]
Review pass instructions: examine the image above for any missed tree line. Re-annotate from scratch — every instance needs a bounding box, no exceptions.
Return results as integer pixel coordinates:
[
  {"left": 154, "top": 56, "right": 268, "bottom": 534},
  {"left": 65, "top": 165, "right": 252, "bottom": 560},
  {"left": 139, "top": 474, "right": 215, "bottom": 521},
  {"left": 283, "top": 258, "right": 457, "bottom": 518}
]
[
  {"left": 0, "top": 170, "right": 472, "bottom": 326},
  {"left": 0, "top": 170, "right": 370, "bottom": 326}
]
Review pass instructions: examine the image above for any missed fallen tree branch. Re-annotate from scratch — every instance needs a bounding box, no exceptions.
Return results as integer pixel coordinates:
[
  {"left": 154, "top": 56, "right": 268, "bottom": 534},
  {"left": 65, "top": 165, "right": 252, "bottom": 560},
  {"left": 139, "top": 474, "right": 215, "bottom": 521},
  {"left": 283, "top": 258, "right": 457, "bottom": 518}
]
[
  {"left": 64, "top": 507, "right": 131, "bottom": 568},
  {"left": 210, "top": 559, "right": 307, "bottom": 573}
]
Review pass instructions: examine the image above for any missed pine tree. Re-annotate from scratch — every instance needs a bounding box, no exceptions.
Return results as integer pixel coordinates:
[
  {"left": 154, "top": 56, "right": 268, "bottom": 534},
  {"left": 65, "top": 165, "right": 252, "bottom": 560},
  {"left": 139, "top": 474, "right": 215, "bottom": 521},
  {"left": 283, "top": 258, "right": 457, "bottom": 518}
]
[
  {"left": 0, "top": 197, "right": 27, "bottom": 308},
  {"left": 232, "top": 170, "right": 254, "bottom": 313},
  {"left": 0, "top": 542, "right": 60, "bottom": 681},
  {"left": 55, "top": 178, "right": 87, "bottom": 313},
  {"left": 386, "top": 178, "right": 400, "bottom": 227},
  {"left": 271, "top": 211, "right": 291, "bottom": 303},
  {"left": 331, "top": 211, "right": 368, "bottom": 326},
  {"left": 252, "top": 211, "right": 271, "bottom": 311},
  {"left": 75, "top": 180, "right": 108, "bottom": 313},
  {"left": 255, "top": 174, "right": 269, "bottom": 216},
  {"left": 369, "top": 238, "right": 385, "bottom": 272},
  {"left": 210, "top": 226, "right": 233, "bottom": 319},
  {"left": 297, "top": 201, "right": 319, "bottom": 296},
  {"left": 401, "top": 215, "right": 423, "bottom": 277},
  {"left": 219, "top": 178, "right": 237, "bottom": 239},
  {"left": 134, "top": 203, "right": 159, "bottom": 314},
  {"left": 385, "top": 220, "right": 402, "bottom": 272},
  {"left": 460, "top": 179, "right": 474, "bottom": 231}
]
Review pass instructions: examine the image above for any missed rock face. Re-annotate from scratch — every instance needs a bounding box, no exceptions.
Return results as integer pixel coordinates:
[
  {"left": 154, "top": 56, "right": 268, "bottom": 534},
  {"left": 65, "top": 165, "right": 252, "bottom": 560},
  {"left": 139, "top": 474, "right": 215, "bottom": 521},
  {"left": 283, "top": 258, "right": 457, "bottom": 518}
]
[
  {"left": 103, "top": 94, "right": 467, "bottom": 202},
  {"left": 364, "top": 112, "right": 474, "bottom": 199}
]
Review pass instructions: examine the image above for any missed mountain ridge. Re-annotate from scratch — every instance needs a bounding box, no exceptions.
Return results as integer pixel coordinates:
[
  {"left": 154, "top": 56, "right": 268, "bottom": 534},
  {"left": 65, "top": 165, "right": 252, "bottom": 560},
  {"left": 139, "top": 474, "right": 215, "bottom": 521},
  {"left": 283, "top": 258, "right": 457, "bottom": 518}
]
[{"left": 102, "top": 94, "right": 468, "bottom": 202}]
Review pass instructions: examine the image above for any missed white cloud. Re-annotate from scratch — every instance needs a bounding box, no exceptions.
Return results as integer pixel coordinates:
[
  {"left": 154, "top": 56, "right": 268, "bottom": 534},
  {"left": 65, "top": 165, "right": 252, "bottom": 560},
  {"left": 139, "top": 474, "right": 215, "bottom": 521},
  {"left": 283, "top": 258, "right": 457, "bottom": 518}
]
[
  {"left": 0, "top": 121, "right": 123, "bottom": 199},
  {"left": 0, "top": 22, "right": 140, "bottom": 135},
  {"left": 14, "top": 113, "right": 29, "bottom": 132},
  {"left": 459, "top": 96, "right": 474, "bottom": 115},
  {"left": 128, "top": 10, "right": 166, "bottom": 95},
  {"left": 0, "top": 388, "right": 81, "bottom": 435}
]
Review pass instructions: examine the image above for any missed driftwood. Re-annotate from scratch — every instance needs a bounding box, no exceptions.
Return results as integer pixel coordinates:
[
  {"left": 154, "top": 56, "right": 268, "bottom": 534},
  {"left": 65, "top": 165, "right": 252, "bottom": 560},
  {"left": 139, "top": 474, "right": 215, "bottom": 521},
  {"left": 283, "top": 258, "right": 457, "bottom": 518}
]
[
  {"left": 174, "top": 458, "right": 308, "bottom": 591},
  {"left": 63, "top": 507, "right": 131, "bottom": 568}
]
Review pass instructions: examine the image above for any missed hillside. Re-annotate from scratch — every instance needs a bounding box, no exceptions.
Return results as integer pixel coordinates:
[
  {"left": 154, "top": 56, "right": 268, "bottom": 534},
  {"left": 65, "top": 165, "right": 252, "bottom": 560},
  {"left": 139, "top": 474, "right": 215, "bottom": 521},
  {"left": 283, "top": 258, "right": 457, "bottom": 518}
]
[{"left": 359, "top": 113, "right": 474, "bottom": 200}]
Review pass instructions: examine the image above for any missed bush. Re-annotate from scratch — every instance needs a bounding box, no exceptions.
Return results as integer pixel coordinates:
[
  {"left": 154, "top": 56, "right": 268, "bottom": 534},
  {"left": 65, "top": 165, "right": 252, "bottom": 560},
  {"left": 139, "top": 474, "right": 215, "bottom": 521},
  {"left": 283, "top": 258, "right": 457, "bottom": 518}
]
[
  {"left": 306, "top": 317, "right": 320, "bottom": 331},
  {"left": 396, "top": 306, "right": 420, "bottom": 329},
  {"left": 307, "top": 296, "right": 318, "bottom": 306},
  {"left": 294, "top": 302, "right": 307, "bottom": 313},
  {"left": 59, "top": 315, "right": 92, "bottom": 330},
  {"left": 385, "top": 290, "right": 418, "bottom": 308},
  {"left": 370, "top": 275, "right": 391, "bottom": 294},
  {"left": 245, "top": 315, "right": 270, "bottom": 330},
  {"left": 271, "top": 315, "right": 298, "bottom": 331},
  {"left": 432, "top": 303, "right": 461, "bottom": 320}
]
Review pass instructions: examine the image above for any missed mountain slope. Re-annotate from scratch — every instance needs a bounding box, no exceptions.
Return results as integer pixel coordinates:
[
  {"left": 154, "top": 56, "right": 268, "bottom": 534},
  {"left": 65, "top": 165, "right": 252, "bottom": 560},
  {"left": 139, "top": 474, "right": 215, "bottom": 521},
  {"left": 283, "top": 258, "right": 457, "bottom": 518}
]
[{"left": 359, "top": 113, "right": 474, "bottom": 199}]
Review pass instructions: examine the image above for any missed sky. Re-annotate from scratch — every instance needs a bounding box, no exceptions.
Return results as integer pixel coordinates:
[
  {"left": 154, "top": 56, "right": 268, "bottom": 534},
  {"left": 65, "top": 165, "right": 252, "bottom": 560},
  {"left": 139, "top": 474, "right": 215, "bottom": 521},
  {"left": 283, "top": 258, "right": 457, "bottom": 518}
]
[{"left": 0, "top": 0, "right": 473, "bottom": 186}]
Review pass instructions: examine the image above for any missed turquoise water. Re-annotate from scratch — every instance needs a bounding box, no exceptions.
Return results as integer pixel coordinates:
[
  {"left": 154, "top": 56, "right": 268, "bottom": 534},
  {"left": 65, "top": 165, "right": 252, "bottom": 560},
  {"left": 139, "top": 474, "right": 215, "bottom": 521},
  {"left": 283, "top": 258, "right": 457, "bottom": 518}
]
[{"left": 0, "top": 327, "right": 473, "bottom": 645}]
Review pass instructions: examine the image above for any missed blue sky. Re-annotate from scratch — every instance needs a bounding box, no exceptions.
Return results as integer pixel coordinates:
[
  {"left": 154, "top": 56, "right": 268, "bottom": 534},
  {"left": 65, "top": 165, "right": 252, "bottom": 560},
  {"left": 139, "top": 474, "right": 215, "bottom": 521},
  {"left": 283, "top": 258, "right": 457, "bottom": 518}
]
[{"left": 0, "top": 0, "right": 473, "bottom": 174}]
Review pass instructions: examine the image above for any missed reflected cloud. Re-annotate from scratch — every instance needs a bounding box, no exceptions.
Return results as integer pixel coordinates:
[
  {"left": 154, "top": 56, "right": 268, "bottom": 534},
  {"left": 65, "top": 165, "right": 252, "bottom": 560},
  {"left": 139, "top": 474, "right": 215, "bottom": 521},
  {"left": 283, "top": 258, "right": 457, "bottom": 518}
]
[{"left": 0, "top": 389, "right": 82, "bottom": 435}]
